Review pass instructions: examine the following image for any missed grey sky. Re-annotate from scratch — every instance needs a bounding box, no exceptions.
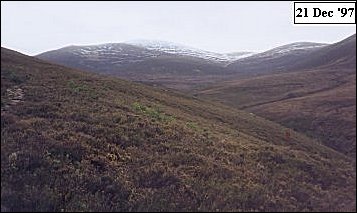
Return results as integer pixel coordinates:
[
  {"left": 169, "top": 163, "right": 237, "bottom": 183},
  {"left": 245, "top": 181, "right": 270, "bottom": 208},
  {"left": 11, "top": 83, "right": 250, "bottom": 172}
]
[{"left": 1, "top": 1, "right": 356, "bottom": 55}]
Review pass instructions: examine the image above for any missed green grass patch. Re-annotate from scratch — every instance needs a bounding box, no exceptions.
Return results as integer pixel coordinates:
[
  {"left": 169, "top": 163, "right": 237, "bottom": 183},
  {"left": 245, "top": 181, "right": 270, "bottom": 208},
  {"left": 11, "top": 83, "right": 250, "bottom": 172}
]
[
  {"left": 186, "top": 121, "right": 199, "bottom": 130},
  {"left": 132, "top": 102, "right": 175, "bottom": 122},
  {"left": 67, "top": 80, "right": 98, "bottom": 100},
  {"left": 68, "top": 80, "right": 90, "bottom": 93}
]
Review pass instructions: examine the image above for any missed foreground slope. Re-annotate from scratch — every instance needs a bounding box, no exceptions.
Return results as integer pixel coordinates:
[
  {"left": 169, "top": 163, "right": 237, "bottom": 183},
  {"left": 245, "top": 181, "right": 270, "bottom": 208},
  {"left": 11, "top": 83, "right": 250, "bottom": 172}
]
[
  {"left": 1, "top": 47, "right": 356, "bottom": 211},
  {"left": 197, "top": 34, "right": 356, "bottom": 157}
]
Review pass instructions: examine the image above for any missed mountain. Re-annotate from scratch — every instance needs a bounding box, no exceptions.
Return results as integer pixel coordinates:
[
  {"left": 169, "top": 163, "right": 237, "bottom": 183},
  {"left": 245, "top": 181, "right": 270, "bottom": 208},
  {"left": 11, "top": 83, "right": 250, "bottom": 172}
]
[
  {"left": 292, "top": 34, "right": 356, "bottom": 70},
  {"left": 2, "top": 47, "right": 355, "bottom": 211},
  {"left": 226, "top": 42, "right": 327, "bottom": 77},
  {"left": 35, "top": 40, "right": 332, "bottom": 92},
  {"left": 36, "top": 43, "right": 229, "bottom": 90},
  {"left": 36, "top": 43, "right": 169, "bottom": 73},
  {"left": 34, "top": 40, "right": 328, "bottom": 91},
  {"left": 197, "top": 34, "right": 356, "bottom": 157},
  {"left": 125, "top": 40, "right": 254, "bottom": 63}
]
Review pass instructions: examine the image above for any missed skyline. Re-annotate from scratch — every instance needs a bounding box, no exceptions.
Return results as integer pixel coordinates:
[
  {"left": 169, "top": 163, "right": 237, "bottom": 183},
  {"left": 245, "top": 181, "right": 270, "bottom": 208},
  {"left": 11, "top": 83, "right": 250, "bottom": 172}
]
[{"left": 1, "top": 1, "right": 356, "bottom": 55}]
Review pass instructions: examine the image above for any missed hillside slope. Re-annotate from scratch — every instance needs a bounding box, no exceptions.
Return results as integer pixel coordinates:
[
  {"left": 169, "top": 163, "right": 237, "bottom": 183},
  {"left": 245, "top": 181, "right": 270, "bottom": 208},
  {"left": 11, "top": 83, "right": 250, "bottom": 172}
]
[
  {"left": 197, "top": 34, "right": 356, "bottom": 157},
  {"left": 227, "top": 34, "right": 355, "bottom": 78},
  {"left": 226, "top": 42, "right": 327, "bottom": 77},
  {"left": 1, "top": 47, "right": 356, "bottom": 212}
]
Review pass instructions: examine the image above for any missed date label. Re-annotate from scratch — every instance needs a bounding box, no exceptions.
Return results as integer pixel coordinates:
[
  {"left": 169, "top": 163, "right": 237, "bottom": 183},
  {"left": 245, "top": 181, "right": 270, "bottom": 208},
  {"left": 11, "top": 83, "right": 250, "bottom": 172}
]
[{"left": 294, "top": 2, "right": 356, "bottom": 24}]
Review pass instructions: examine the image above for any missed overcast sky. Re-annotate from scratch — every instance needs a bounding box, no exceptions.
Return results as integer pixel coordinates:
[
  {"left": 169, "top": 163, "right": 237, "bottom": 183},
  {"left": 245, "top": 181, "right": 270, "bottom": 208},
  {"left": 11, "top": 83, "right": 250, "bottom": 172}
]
[{"left": 1, "top": 1, "right": 356, "bottom": 55}]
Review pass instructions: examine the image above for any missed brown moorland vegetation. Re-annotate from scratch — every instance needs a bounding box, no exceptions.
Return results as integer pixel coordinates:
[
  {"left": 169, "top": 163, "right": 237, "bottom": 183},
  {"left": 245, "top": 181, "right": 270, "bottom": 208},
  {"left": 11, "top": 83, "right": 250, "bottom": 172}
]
[{"left": 1, "top": 47, "right": 356, "bottom": 211}]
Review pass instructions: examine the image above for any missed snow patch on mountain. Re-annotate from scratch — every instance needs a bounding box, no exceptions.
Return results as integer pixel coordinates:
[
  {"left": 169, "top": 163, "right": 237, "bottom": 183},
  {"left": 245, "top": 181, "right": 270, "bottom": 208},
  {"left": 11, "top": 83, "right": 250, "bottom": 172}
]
[
  {"left": 62, "top": 44, "right": 165, "bottom": 62},
  {"left": 240, "top": 42, "right": 327, "bottom": 61},
  {"left": 125, "top": 40, "right": 254, "bottom": 63}
]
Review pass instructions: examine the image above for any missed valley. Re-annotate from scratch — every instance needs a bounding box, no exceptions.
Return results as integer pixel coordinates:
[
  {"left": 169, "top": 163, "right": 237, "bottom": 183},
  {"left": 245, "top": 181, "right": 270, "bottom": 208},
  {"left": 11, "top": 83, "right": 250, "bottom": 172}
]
[
  {"left": 196, "top": 34, "right": 356, "bottom": 158},
  {"left": 36, "top": 34, "right": 357, "bottom": 159}
]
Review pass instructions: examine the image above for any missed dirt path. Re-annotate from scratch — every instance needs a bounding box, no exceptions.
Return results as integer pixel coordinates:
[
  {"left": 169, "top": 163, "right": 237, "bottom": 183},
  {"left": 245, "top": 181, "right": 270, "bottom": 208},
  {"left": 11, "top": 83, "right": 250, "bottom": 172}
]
[{"left": 1, "top": 86, "right": 24, "bottom": 111}]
